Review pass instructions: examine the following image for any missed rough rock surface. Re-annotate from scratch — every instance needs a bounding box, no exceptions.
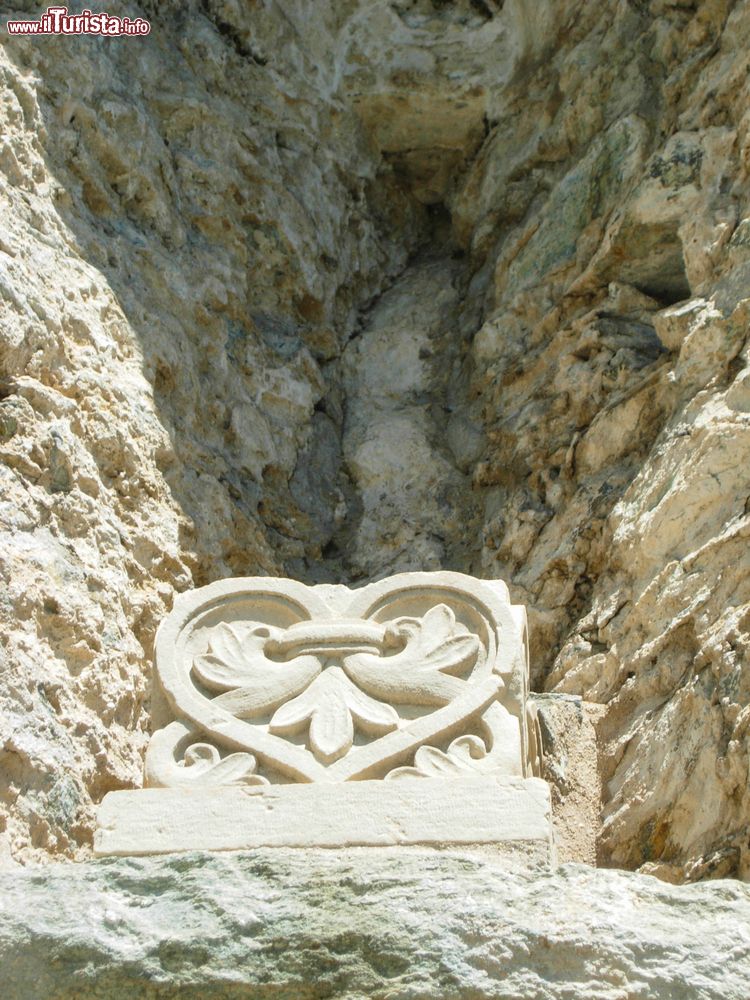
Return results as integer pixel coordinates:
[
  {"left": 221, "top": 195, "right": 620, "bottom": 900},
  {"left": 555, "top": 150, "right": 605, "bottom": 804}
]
[
  {"left": 1, "top": 0, "right": 749, "bottom": 888},
  {"left": 2, "top": 849, "right": 749, "bottom": 1000},
  {"left": 340, "top": 256, "right": 479, "bottom": 577},
  {"left": 533, "top": 693, "right": 605, "bottom": 866}
]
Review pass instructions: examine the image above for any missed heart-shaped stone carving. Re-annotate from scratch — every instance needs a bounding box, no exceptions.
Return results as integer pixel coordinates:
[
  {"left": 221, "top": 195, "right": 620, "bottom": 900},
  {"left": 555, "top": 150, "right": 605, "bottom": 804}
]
[{"left": 146, "top": 571, "right": 536, "bottom": 786}]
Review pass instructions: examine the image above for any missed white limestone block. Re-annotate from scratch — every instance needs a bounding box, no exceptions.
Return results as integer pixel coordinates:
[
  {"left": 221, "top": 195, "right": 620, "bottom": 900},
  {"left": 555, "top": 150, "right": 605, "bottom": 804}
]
[
  {"left": 96, "top": 571, "right": 551, "bottom": 858},
  {"left": 95, "top": 776, "right": 553, "bottom": 857}
]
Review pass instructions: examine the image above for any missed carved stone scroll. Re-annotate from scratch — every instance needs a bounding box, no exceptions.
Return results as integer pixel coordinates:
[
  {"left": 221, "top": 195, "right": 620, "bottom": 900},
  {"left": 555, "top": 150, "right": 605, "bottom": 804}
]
[{"left": 95, "top": 572, "right": 552, "bottom": 860}]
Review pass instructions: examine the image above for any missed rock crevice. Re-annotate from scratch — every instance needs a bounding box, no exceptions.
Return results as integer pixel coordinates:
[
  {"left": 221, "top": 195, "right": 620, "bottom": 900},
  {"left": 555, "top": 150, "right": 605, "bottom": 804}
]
[{"left": 0, "top": 0, "right": 749, "bottom": 884}]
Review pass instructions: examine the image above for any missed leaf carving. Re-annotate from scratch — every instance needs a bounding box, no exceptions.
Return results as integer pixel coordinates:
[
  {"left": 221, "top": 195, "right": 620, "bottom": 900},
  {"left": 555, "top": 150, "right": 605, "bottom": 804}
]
[
  {"left": 145, "top": 721, "right": 271, "bottom": 788},
  {"left": 386, "top": 735, "right": 488, "bottom": 781},
  {"left": 193, "top": 622, "right": 321, "bottom": 718},
  {"left": 344, "top": 604, "right": 480, "bottom": 706},
  {"left": 269, "top": 666, "right": 399, "bottom": 764},
  {"left": 179, "top": 743, "right": 269, "bottom": 787}
]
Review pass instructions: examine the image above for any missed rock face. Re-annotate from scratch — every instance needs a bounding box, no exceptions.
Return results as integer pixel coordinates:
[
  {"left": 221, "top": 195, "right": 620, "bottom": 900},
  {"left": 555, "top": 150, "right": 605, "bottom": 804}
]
[
  {"left": 0, "top": 0, "right": 749, "bottom": 892},
  {"left": 340, "top": 258, "right": 478, "bottom": 577},
  {"left": 1, "top": 849, "right": 749, "bottom": 999}
]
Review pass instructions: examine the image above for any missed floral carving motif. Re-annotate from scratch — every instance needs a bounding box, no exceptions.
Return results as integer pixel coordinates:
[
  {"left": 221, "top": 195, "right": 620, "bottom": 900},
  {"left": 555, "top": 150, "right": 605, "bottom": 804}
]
[
  {"left": 193, "top": 622, "right": 319, "bottom": 716},
  {"left": 386, "top": 735, "right": 490, "bottom": 780},
  {"left": 145, "top": 721, "right": 269, "bottom": 788},
  {"left": 270, "top": 667, "right": 398, "bottom": 764},
  {"left": 147, "top": 572, "right": 534, "bottom": 787},
  {"left": 189, "top": 604, "right": 482, "bottom": 766},
  {"left": 345, "top": 605, "right": 481, "bottom": 706},
  {"left": 178, "top": 743, "right": 269, "bottom": 786}
]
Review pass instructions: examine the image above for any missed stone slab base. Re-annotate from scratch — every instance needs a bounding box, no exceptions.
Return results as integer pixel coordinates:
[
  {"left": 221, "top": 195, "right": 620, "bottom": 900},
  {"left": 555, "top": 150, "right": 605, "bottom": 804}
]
[
  {"left": 2, "top": 850, "right": 749, "bottom": 999},
  {"left": 95, "top": 775, "right": 554, "bottom": 859}
]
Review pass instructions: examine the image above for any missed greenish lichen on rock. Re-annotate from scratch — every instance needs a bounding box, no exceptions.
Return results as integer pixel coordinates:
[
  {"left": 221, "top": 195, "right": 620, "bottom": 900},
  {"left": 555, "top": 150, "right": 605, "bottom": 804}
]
[{"left": 1, "top": 849, "right": 749, "bottom": 1000}]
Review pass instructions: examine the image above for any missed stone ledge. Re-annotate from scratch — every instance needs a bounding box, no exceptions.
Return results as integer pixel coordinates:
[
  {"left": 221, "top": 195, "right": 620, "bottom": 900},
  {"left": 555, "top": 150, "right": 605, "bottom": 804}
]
[
  {"left": 1, "top": 851, "right": 749, "bottom": 999},
  {"left": 95, "top": 775, "right": 554, "bottom": 858}
]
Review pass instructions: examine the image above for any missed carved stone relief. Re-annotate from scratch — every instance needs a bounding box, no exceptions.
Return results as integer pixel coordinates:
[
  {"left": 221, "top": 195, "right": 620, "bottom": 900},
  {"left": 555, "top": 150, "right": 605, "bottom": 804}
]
[
  {"left": 95, "top": 572, "right": 551, "bottom": 857},
  {"left": 145, "top": 571, "right": 541, "bottom": 788}
]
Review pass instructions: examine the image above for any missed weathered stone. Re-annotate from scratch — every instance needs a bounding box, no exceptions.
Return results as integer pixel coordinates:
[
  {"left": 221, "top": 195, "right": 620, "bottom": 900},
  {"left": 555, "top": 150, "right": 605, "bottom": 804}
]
[
  {"left": 0, "top": 0, "right": 749, "bottom": 893},
  {"left": 340, "top": 259, "right": 474, "bottom": 578},
  {"left": 532, "top": 693, "right": 605, "bottom": 866},
  {"left": 1, "top": 850, "right": 749, "bottom": 1000}
]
